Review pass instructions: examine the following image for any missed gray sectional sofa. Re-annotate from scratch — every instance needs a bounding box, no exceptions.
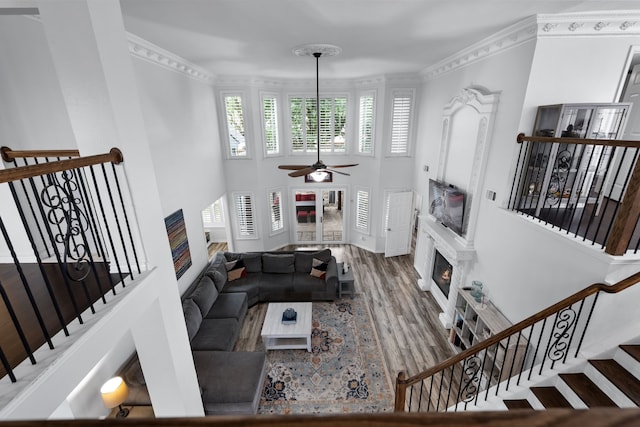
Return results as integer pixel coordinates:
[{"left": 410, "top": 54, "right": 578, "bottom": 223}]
[{"left": 119, "top": 248, "right": 338, "bottom": 416}]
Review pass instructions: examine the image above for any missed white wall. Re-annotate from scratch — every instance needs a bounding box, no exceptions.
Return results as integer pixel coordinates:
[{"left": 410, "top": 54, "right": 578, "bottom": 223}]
[
  {"left": 414, "top": 32, "right": 640, "bottom": 353},
  {"left": 133, "top": 58, "right": 226, "bottom": 293}
]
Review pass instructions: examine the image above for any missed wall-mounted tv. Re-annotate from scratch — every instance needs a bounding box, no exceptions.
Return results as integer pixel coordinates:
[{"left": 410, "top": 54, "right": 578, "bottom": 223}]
[{"left": 428, "top": 179, "right": 466, "bottom": 235}]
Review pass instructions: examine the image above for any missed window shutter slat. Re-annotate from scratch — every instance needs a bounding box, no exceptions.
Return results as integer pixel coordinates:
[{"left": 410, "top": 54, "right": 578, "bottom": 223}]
[
  {"left": 355, "top": 189, "right": 370, "bottom": 232},
  {"left": 224, "top": 95, "right": 247, "bottom": 157},
  {"left": 269, "top": 190, "right": 283, "bottom": 233},
  {"left": 234, "top": 193, "right": 255, "bottom": 237},
  {"left": 263, "top": 95, "right": 280, "bottom": 155},
  {"left": 390, "top": 94, "right": 412, "bottom": 155},
  {"left": 358, "top": 95, "right": 374, "bottom": 154}
]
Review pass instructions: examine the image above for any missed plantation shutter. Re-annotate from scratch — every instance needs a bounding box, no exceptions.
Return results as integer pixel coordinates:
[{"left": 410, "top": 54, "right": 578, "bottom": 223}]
[
  {"left": 233, "top": 193, "right": 256, "bottom": 238},
  {"left": 263, "top": 95, "right": 280, "bottom": 155},
  {"left": 355, "top": 189, "right": 370, "bottom": 233},
  {"left": 202, "top": 207, "right": 213, "bottom": 224},
  {"left": 289, "top": 96, "right": 347, "bottom": 153},
  {"left": 224, "top": 95, "right": 247, "bottom": 157},
  {"left": 212, "top": 199, "right": 224, "bottom": 223},
  {"left": 358, "top": 94, "right": 374, "bottom": 154},
  {"left": 269, "top": 190, "right": 283, "bottom": 233},
  {"left": 390, "top": 92, "right": 413, "bottom": 155}
]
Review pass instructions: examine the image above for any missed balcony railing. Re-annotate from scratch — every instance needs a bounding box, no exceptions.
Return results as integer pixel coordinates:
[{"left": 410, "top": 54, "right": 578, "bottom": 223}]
[
  {"left": 0, "top": 147, "right": 144, "bottom": 383},
  {"left": 508, "top": 133, "right": 640, "bottom": 255}
]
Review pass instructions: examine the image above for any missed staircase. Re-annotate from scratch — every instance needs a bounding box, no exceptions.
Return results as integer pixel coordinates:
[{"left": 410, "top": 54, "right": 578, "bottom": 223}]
[{"left": 504, "top": 344, "right": 640, "bottom": 410}]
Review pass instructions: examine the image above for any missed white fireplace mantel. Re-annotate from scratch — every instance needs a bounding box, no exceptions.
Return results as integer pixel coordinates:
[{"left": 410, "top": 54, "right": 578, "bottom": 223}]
[{"left": 416, "top": 215, "right": 475, "bottom": 328}]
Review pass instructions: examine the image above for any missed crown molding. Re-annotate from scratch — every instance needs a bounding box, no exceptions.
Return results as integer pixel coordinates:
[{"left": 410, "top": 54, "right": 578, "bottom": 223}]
[
  {"left": 127, "top": 33, "right": 215, "bottom": 84},
  {"left": 422, "top": 10, "right": 640, "bottom": 80},
  {"left": 536, "top": 10, "right": 640, "bottom": 36},
  {"left": 422, "top": 16, "right": 538, "bottom": 80}
]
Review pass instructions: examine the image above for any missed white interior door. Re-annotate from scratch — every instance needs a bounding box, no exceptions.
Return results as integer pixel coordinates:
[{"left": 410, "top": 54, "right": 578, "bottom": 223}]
[{"left": 384, "top": 191, "right": 414, "bottom": 257}]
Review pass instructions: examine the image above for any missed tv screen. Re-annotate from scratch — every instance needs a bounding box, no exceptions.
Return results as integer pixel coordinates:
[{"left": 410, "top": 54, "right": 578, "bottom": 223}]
[{"left": 428, "top": 179, "right": 465, "bottom": 235}]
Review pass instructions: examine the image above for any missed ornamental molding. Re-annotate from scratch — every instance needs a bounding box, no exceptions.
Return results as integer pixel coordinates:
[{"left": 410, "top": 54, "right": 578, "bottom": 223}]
[
  {"left": 422, "top": 11, "right": 640, "bottom": 80},
  {"left": 127, "top": 33, "right": 215, "bottom": 84}
]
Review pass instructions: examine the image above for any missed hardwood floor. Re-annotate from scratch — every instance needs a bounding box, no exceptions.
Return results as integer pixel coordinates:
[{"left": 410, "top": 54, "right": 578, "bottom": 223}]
[{"left": 234, "top": 242, "right": 455, "bottom": 388}]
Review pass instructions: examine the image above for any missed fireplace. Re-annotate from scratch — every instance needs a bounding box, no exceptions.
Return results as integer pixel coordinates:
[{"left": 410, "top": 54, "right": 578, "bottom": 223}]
[{"left": 431, "top": 250, "right": 452, "bottom": 298}]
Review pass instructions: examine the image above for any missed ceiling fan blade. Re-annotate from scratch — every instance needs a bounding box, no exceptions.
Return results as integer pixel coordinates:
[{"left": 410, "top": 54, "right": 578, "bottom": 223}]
[
  {"left": 278, "top": 165, "right": 311, "bottom": 170},
  {"left": 288, "top": 167, "right": 316, "bottom": 177},
  {"left": 326, "top": 163, "right": 359, "bottom": 168},
  {"left": 326, "top": 168, "right": 350, "bottom": 176}
]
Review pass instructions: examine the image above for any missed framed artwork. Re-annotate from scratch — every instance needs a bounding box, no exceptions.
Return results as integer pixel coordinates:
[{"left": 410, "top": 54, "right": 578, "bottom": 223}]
[{"left": 165, "top": 209, "right": 191, "bottom": 279}]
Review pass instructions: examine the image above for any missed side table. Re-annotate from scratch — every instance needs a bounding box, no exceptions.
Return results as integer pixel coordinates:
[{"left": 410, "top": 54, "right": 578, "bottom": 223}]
[{"left": 337, "top": 262, "right": 355, "bottom": 299}]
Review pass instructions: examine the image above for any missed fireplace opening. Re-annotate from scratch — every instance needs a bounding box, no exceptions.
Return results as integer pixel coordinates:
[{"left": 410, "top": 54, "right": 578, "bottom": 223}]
[{"left": 432, "top": 250, "right": 452, "bottom": 298}]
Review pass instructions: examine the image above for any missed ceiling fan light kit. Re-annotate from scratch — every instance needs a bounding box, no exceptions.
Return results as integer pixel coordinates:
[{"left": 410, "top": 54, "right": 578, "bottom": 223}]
[{"left": 279, "top": 44, "right": 358, "bottom": 179}]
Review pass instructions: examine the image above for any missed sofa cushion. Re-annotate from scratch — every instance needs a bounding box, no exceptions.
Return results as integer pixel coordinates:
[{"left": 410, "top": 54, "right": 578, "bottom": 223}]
[
  {"left": 190, "top": 318, "right": 240, "bottom": 351},
  {"left": 293, "top": 272, "right": 327, "bottom": 292},
  {"left": 262, "top": 253, "right": 295, "bottom": 274},
  {"left": 310, "top": 258, "right": 329, "bottom": 279},
  {"left": 226, "top": 259, "right": 247, "bottom": 281},
  {"left": 240, "top": 252, "right": 262, "bottom": 273},
  {"left": 294, "top": 248, "right": 332, "bottom": 272},
  {"left": 205, "top": 292, "right": 248, "bottom": 324},
  {"left": 205, "top": 254, "right": 228, "bottom": 292},
  {"left": 182, "top": 298, "right": 203, "bottom": 341},
  {"left": 190, "top": 276, "right": 219, "bottom": 316},
  {"left": 192, "top": 351, "right": 267, "bottom": 415}
]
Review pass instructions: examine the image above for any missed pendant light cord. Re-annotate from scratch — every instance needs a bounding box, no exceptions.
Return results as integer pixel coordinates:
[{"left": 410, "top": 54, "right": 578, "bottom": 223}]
[{"left": 314, "top": 52, "right": 321, "bottom": 164}]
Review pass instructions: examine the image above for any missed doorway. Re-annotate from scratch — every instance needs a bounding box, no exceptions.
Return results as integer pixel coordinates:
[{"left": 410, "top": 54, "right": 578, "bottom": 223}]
[{"left": 294, "top": 189, "right": 345, "bottom": 243}]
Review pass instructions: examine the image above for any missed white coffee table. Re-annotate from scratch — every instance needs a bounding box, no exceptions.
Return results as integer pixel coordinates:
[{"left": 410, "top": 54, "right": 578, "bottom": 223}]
[{"left": 261, "top": 302, "right": 312, "bottom": 352}]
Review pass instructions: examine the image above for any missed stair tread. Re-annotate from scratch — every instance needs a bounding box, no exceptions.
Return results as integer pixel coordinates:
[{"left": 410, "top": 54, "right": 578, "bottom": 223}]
[
  {"left": 531, "top": 386, "right": 572, "bottom": 408},
  {"left": 590, "top": 359, "right": 640, "bottom": 406},
  {"left": 504, "top": 399, "right": 533, "bottom": 410},
  {"left": 620, "top": 345, "right": 640, "bottom": 363},
  {"left": 559, "top": 373, "right": 617, "bottom": 407}
]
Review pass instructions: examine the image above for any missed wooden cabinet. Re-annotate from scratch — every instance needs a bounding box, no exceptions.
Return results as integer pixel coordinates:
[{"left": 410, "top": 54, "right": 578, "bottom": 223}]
[
  {"left": 450, "top": 289, "right": 528, "bottom": 384},
  {"left": 518, "top": 103, "right": 630, "bottom": 214}
]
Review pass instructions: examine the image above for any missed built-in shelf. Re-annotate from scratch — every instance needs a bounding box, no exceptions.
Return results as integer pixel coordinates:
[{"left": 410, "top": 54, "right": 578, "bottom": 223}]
[{"left": 450, "top": 289, "right": 529, "bottom": 385}]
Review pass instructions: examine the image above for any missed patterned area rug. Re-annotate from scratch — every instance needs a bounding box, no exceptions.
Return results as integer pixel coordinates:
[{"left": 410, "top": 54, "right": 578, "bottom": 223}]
[{"left": 258, "top": 296, "right": 394, "bottom": 414}]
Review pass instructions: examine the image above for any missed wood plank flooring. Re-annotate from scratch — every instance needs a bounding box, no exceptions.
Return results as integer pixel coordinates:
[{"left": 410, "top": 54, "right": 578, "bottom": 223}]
[{"left": 234, "top": 243, "right": 455, "bottom": 389}]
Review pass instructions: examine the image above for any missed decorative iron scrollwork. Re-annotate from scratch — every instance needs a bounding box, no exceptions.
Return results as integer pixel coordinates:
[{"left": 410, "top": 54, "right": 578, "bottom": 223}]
[
  {"left": 548, "top": 307, "right": 577, "bottom": 362},
  {"left": 460, "top": 355, "right": 482, "bottom": 403},
  {"left": 40, "top": 170, "right": 91, "bottom": 282}
]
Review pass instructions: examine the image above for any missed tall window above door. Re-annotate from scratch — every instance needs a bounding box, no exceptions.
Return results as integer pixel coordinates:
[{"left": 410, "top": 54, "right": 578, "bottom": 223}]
[
  {"left": 262, "top": 93, "right": 280, "bottom": 156},
  {"left": 289, "top": 95, "right": 348, "bottom": 153},
  {"left": 223, "top": 93, "right": 248, "bottom": 158},
  {"left": 358, "top": 92, "right": 375, "bottom": 155},
  {"left": 388, "top": 89, "right": 415, "bottom": 156}
]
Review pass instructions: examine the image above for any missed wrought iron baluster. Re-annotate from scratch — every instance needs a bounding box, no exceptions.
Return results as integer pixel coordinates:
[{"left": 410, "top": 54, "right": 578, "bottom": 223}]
[
  {"left": 528, "top": 317, "right": 547, "bottom": 381},
  {"left": 111, "top": 163, "right": 141, "bottom": 276},
  {"left": 458, "top": 355, "right": 481, "bottom": 410},
  {"left": 575, "top": 293, "right": 599, "bottom": 358}
]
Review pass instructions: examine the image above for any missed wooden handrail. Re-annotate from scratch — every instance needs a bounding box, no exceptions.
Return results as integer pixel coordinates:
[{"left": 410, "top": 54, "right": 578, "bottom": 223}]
[
  {"left": 516, "top": 132, "right": 640, "bottom": 148},
  {"left": 395, "top": 270, "right": 640, "bottom": 403},
  {"left": 0, "top": 409, "right": 639, "bottom": 426},
  {"left": 0, "top": 148, "right": 123, "bottom": 184},
  {"left": 1, "top": 146, "right": 80, "bottom": 162}
]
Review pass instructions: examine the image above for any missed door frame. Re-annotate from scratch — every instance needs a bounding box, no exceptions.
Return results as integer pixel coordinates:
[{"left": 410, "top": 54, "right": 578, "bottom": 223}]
[{"left": 291, "top": 186, "right": 347, "bottom": 244}]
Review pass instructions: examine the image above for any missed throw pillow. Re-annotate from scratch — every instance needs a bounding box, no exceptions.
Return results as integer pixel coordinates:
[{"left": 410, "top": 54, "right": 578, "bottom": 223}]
[
  {"left": 225, "top": 259, "right": 246, "bottom": 282},
  {"left": 310, "top": 257, "right": 328, "bottom": 279}
]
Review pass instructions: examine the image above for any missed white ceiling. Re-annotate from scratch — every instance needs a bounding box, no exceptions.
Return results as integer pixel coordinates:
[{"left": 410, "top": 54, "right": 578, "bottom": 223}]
[{"left": 119, "top": 0, "right": 640, "bottom": 80}]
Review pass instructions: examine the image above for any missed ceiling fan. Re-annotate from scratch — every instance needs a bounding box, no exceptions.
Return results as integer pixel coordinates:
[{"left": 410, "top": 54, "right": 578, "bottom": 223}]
[{"left": 279, "top": 44, "right": 358, "bottom": 181}]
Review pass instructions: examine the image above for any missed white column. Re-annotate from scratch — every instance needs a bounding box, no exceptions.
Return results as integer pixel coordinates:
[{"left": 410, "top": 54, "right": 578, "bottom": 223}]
[{"left": 36, "top": 0, "right": 203, "bottom": 417}]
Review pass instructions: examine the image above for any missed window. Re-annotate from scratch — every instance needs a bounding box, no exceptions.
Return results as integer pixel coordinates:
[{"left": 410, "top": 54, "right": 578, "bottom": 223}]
[
  {"left": 233, "top": 192, "right": 256, "bottom": 238},
  {"left": 223, "top": 94, "right": 247, "bottom": 157},
  {"left": 355, "top": 188, "right": 370, "bottom": 233},
  {"left": 262, "top": 94, "right": 280, "bottom": 155},
  {"left": 202, "top": 199, "right": 224, "bottom": 226},
  {"left": 290, "top": 95, "right": 347, "bottom": 153},
  {"left": 389, "top": 90, "right": 414, "bottom": 155},
  {"left": 268, "top": 190, "right": 284, "bottom": 234},
  {"left": 358, "top": 93, "right": 375, "bottom": 154}
]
